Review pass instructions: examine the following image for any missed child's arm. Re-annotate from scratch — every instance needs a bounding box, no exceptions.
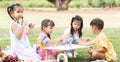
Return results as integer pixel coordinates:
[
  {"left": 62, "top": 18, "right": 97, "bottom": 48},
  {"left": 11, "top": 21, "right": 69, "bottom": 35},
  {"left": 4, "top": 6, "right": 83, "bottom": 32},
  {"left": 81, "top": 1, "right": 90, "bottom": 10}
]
[
  {"left": 11, "top": 22, "right": 27, "bottom": 40},
  {"left": 78, "top": 41, "right": 94, "bottom": 46},
  {"left": 95, "top": 47, "right": 107, "bottom": 53},
  {"left": 48, "top": 38, "right": 62, "bottom": 45},
  {"left": 26, "top": 24, "right": 34, "bottom": 35},
  {"left": 61, "top": 33, "right": 70, "bottom": 41},
  {"left": 77, "top": 38, "right": 95, "bottom": 46},
  {"left": 61, "top": 28, "right": 71, "bottom": 41}
]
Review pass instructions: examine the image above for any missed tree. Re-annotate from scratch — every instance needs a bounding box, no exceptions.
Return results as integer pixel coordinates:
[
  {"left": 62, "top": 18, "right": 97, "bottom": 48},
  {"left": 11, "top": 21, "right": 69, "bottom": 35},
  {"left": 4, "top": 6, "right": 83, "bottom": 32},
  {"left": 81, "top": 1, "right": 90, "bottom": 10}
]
[
  {"left": 47, "top": 0, "right": 71, "bottom": 11},
  {"left": 103, "top": 0, "right": 115, "bottom": 7}
]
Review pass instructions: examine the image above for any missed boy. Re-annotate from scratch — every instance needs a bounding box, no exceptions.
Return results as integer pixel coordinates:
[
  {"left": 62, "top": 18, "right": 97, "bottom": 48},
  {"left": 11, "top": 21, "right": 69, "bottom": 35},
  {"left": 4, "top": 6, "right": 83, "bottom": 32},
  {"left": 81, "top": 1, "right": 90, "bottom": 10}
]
[{"left": 80, "top": 18, "right": 117, "bottom": 62}]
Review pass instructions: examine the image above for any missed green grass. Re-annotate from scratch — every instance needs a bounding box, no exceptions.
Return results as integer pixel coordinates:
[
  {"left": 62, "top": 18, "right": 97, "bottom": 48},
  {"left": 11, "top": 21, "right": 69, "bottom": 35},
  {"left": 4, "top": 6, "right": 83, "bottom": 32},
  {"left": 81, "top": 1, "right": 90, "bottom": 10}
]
[
  {"left": 0, "top": 28, "right": 120, "bottom": 62},
  {"left": 0, "top": 8, "right": 120, "bottom": 62}
]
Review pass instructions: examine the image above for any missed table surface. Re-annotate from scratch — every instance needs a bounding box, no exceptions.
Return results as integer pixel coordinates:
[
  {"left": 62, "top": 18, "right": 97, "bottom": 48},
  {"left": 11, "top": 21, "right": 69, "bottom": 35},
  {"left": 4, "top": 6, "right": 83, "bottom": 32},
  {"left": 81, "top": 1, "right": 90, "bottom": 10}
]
[{"left": 44, "top": 44, "right": 90, "bottom": 50}]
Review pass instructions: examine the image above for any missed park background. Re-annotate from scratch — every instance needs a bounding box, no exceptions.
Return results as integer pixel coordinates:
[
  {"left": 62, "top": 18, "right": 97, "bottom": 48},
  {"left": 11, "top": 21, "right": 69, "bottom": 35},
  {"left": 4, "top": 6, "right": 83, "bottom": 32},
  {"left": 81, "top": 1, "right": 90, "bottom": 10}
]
[{"left": 0, "top": 0, "right": 120, "bottom": 62}]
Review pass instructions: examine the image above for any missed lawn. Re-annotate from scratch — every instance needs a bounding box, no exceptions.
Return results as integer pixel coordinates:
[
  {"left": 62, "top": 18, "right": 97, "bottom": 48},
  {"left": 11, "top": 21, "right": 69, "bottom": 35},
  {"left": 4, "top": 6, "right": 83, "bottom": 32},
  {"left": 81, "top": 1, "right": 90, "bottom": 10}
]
[{"left": 0, "top": 8, "right": 120, "bottom": 62}]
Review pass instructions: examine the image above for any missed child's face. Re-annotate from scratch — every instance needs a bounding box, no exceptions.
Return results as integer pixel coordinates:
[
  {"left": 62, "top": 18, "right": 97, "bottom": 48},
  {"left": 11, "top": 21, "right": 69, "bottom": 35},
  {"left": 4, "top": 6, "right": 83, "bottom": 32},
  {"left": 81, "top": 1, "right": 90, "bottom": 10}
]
[
  {"left": 11, "top": 6, "right": 23, "bottom": 21},
  {"left": 90, "top": 25, "right": 97, "bottom": 34},
  {"left": 72, "top": 20, "right": 81, "bottom": 31},
  {"left": 44, "top": 26, "right": 54, "bottom": 35}
]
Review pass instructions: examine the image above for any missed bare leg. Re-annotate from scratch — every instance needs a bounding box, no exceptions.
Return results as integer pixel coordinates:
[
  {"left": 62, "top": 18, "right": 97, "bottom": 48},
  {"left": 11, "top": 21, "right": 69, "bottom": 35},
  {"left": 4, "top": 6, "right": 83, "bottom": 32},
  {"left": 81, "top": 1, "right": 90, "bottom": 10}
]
[
  {"left": 88, "top": 47, "right": 93, "bottom": 58},
  {"left": 48, "top": 55, "right": 56, "bottom": 60},
  {"left": 92, "top": 51, "right": 106, "bottom": 59},
  {"left": 61, "top": 0, "right": 71, "bottom": 10}
]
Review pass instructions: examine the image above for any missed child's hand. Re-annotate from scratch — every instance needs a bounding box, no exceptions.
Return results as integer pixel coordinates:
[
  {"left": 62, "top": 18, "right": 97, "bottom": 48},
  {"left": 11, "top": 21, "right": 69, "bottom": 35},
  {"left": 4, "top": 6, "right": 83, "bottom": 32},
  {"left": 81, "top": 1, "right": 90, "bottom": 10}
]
[
  {"left": 84, "top": 38, "right": 90, "bottom": 42},
  {"left": 28, "top": 23, "right": 34, "bottom": 29},
  {"left": 88, "top": 47, "right": 93, "bottom": 54},
  {"left": 57, "top": 38, "right": 63, "bottom": 44},
  {"left": 25, "top": 23, "right": 34, "bottom": 35}
]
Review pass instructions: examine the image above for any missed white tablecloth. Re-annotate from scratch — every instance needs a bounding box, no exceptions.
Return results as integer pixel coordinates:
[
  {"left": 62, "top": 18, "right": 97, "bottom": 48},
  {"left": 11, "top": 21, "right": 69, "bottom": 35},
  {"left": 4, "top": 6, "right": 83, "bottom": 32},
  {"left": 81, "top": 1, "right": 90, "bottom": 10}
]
[{"left": 44, "top": 44, "right": 90, "bottom": 50}]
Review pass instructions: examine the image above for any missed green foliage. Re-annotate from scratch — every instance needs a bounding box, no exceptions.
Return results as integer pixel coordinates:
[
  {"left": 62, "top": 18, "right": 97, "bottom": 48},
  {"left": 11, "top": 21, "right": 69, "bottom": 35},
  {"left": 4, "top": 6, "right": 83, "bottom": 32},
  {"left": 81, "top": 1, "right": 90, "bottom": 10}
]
[
  {"left": 0, "top": 0, "right": 120, "bottom": 9},
  {"left": 115, "top": 0, "right": 120, "bottom": 6},
  {"left": 0, "top": 0, "right": 54, "bottom": 8},
  {"left": 69, "top": 0, "right": 80, "bottom": 8},
  {"left": 91, "top": 0, "right": 102, "bottom": 7},
  {"left": 80, "top": 0, "right": 89, "bottom": 7},
  {"left": 22, "top": 1, "right": 54, "bottom": 8},
  {"left": 0, "top": 1, "right": 9, "bottom": 8},
  {"left": 103, "top": 0, "right": 114, "bottom": 5}
]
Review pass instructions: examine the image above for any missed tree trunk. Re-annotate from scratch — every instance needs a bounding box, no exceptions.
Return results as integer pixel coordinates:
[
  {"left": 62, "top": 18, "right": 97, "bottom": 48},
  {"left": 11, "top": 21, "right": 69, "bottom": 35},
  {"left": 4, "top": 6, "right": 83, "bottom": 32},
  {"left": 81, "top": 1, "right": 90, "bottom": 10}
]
[
  {"left": 61, "top": 0, "right": 71, "bottom": 10},
  {"left": 47, "top": 0, "right": 71, "bottom": 11}
]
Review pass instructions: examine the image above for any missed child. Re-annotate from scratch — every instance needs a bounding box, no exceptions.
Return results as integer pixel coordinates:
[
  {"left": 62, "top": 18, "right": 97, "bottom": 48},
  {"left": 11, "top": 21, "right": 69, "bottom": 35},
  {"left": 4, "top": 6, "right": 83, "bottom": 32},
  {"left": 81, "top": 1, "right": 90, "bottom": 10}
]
[
  {"left": 36, "top": 19, "right": 61, "bottom": 60},
  {"left": 80, "top": 18, "right": 117, "bottom": 62},
  {"left": 60, "top": 15, "right": 83, "bottom": 57},
  {"left": 7, "top": 3, "right": 40, "bottom": 61}
]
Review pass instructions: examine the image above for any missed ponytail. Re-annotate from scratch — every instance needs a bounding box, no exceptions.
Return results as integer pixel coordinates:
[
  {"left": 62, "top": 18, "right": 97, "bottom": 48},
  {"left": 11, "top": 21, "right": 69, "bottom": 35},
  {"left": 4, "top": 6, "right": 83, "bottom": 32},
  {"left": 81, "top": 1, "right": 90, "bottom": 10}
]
[{"left": 7, "top": 6, "right": 14, "bottom": 20}]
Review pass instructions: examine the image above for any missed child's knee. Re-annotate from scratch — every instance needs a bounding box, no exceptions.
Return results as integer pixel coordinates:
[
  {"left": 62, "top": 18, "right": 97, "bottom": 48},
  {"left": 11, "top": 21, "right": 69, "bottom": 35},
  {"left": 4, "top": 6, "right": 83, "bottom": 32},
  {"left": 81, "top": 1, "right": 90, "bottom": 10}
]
[
  {"left": 92, "top": 51, "right": 105, "bottom": 59},
  {"left": 91, "top": 51, "right": 97, "bottom": 58},
  {"left": 88, "top": 48, "right": 93, "bottom": 54},
  {"left": 48, "top": 55, "right": 56, "bottom": 59}
]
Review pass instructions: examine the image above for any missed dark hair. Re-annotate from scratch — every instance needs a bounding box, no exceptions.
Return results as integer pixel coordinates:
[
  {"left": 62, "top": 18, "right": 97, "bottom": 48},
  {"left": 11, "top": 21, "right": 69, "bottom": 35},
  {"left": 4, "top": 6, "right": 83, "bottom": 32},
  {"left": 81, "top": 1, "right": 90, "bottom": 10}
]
[
  {"left": 70, "top": 15, "right": 83, "bottom": 38},
  {"left": 7, "top": 3, "right": 23, "bottom": 25},
  {"left": 41, "top": 19, "right": 55, "bottom": 38},
  {"left": 90, "top": 18, "right": 104, "bottom": 30}
]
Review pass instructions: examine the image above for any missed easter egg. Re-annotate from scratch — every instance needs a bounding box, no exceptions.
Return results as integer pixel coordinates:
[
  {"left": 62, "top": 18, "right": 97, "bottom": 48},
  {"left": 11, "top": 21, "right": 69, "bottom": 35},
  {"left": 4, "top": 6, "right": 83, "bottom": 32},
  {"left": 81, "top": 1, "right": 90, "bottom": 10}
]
[{"left": 28, "top": 23, "right": 32, "bottom": 28}]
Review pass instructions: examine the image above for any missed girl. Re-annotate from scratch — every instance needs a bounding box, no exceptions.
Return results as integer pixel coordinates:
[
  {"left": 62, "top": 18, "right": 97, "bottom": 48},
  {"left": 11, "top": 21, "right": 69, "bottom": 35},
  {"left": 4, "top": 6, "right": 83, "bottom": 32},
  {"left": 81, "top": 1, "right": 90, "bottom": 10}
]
[
  {"left": 60, "top": 15, "right": 83, "bottom": 57},
  {"left": 36, "top": 19, "right": 61, "bottom": 60},
  {"left": 7, "top": 3, "right": 40, "bottom": 61}
]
